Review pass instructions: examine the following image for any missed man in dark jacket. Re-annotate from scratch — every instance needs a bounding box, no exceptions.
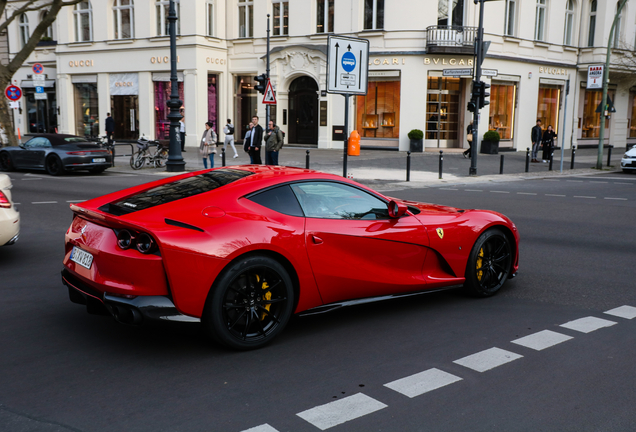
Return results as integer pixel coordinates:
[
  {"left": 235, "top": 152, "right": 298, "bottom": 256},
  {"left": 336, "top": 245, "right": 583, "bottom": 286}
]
[
  {"left": 265, "top": 120, "right": 284, "bottom": 165},
  {"left": 105, "top": 113, "right": 115, "bottom": 145},
  {"left": 531, "top": 119, "right": 543, "bottom": 163},
  {"left": 248, "top": 115, "right": 263, "bottom": 164}
]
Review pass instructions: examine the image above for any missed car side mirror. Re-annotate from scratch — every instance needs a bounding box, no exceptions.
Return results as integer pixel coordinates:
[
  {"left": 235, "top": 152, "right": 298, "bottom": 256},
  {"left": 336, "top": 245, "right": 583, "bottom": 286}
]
[{"left": 388, "top": 200, "right": 407, "bottom": 218}]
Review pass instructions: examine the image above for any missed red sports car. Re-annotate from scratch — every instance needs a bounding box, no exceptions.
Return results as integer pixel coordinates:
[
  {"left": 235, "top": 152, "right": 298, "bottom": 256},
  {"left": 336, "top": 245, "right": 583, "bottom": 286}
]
[{"left": 62, "top": 166, "right": 519, "bottom": 349}]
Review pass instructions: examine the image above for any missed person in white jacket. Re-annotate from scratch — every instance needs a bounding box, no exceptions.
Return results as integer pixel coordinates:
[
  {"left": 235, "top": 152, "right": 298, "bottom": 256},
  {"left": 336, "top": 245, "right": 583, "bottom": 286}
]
[{"left": 223, "top": 119, "right": 239, "bottom": 158}]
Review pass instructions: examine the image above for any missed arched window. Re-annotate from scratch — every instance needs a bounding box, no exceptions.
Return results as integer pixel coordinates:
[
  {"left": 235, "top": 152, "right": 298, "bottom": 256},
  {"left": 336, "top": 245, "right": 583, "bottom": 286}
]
[
  {"left": 588, "top": 0, "right": 597, "bottom": 47},
  {"left": 563, "top": 0, "right": 575, "bottom": 45},
  {"left": 534, "top": 0, "right": 547, "bottom": 41},
  {"left": 613, "top": 1, "right": 622, "bottom": 48},
  {"left": 114, "top": 0, "right": 134, "bottom": 39},
  {"left": 18, "top": 14, "right": 29, "bottom": 48},
  {"left": 74, "top": 1, "right": 93, "bottom": 42},
  {"left": 156, "top": 0, "right": 180, "bottom": 36},
  {"left": 40, "top": 11, "right": 54, "bottom": 40}
]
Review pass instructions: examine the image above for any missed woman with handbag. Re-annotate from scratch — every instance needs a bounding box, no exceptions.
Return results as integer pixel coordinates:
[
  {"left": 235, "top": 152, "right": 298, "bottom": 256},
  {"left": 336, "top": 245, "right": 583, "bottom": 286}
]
[
  {"left": 200, "top": 121, "right": 217, "bottom": 169},
  {"left": 463, "top": 122, "right": 473, "bottom": 158},
  {"left": 541, "top": 125, "right": 556, "bottom": 163}
]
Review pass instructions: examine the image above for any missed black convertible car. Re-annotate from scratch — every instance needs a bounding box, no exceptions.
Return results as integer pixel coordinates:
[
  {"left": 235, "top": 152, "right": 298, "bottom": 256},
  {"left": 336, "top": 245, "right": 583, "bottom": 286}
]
[{"left": 0, "top": 134, "right": 112, "bottom": 176}]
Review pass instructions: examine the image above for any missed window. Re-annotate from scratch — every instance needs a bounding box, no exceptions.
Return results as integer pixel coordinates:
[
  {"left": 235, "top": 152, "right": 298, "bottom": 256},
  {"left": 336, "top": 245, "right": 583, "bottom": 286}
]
[
  {"left": 316, "top": 0, "right": 334, "bottom": 33},
  {"left": 207, "top": 74, "right": 218, "bottom": 131},
  {"left": 357, "top": 80, "right": 401, "bottom": 139},
  {"left": 234, "top": 75, "right": 257, "bottom": 141},
  {"left": 581, "top": 89, "right": 613, "bottom": 139},
  {"left": 629, "top": 93, "right": 636, "bottom": 138},
  {"left": 73, "top": 82, "right": 99, "bottom": 137},
  {"left": 156, "top": 0, "right": 179, "bottom": 36},
  {"left": 489, "top": 82, "right": 517, "bottom": 140},
  {"left": 437, "top": 0, "right": 464, "bottom": 27},
  {"left": 249, "top": 185, "right": 304, "bottom": 217},
  {"left": 364, "top": 0, "right": 384, "bottom": 30},
  {"left": 588, "top": 0, "right": 596, "bottom": 47},
  {"left": 154, "top": 80, "right": 184, "bottom": 139},
  {"left": 290, "top": 182, "right": 389, "bottom": 220},
  {"left": 426, "top": 76, "right": 460, "bottom": 141},
  {"left": 113, "top": 0, "right": 134, "bottom": 39},
  {"left": 206, "top": 1, "right": 214, "bottom": 36},
  {"left": 40, "top": 11, "right": 54, "bottom": 40},
  {"left": 18, "top": 14, "right": 29, "bottom": 48},
  {"left": 238, "top": 0, "right": 253, "bottom": 38},
  {"left": 613, "top": 2, "right": 622, "bottom": 48},
  {"left": 74, "top": 1, "right": 92, "bottom": 42},
  {"left": 563, "top": 0, "right": 574, "bottom": 45},
  {"left": 537, "top": 84, "right": 561, "bottom": 135},
  {"left": 504, "top": 0, "right": 516, "bottom": 36},
  {"left": 534, "top": 0, "right": 546, "bottom": 41},
  {"left": 273, "top": 1, "right": 288, "bottom": 36}
]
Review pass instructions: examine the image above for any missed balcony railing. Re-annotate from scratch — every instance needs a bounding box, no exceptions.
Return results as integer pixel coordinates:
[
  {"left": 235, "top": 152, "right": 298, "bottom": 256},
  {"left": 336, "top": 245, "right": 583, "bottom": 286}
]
[{"left": 426, "top": 25, "right": 477, "bottom": 54}]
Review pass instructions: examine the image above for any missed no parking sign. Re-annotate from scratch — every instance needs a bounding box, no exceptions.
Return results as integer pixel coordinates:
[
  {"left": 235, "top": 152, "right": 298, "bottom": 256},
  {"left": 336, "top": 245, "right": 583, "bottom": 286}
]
[{"left": 5, "top": 85, "right": 22, "bottom": 101}]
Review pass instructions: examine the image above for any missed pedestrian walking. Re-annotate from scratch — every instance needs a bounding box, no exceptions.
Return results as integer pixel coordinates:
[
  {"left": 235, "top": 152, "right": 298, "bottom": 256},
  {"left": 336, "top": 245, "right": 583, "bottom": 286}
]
[
  {"left": 179, "top": 117, "right": 186, "bottom": 151},
  {"left": 265, "top": 120, "right": 284, "bottom": 165},
  {"left": 243, "top": 122, "right": 254, "bottom": 163},
  {"left": 541, "top": 125, "right": 557, "bottom": 163},
  {"left": 105, "top": 113, "right": 114, "bottom": 145},
  {"left": 531, "top": 119, "right": 543, "bottom": 163},
  {"left": 199, "top": 121, "right": 217, "bottom": 169},
  {"left": 223, "top": 119, "right": 239, "bottom": 159},
  {"left": 248, "top": 115, "right": 263, "bottom": 165},
  {"left": 463, "top": 121, "right": 473, "bottom": 158}
]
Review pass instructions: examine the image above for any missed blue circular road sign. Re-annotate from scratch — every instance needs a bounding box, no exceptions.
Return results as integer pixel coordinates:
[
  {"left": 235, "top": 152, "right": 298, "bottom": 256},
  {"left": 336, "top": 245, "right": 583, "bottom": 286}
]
[{"left": 341, "top": 52, "right": 356, "bottom": 73}]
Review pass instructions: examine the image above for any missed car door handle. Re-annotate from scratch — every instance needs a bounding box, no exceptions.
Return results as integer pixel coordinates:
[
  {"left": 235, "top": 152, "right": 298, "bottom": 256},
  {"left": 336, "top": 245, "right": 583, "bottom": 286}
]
[{"left": 311, "top": 235, "right": 323, "bottom": 245}]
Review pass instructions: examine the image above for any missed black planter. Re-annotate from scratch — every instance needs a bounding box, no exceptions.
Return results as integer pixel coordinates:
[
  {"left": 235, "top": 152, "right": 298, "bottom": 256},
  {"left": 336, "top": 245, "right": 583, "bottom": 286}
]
[
  {"left": 480, "top": 140, "right": 499, "bottom": 154},
  {"left": 409, "top": 138, "right": 423, "bottom": 152}
]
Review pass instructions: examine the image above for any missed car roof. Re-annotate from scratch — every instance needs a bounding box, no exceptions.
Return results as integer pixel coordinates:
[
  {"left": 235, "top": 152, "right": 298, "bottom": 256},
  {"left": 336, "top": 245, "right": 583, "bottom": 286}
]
[{"left": 25, "top": 133, "right": 90, "bottom": 146}]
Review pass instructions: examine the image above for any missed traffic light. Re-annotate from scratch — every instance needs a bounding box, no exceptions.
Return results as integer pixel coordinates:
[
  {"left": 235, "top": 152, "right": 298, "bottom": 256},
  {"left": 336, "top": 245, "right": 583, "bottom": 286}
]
[
  {"left": 479, "top": 81, "right": 490, "bottom": 109},
  {"left": 468, "top": 80, "right": 479, "bottom": 113},
  {"left": 254, "top": 74, "right": 267, "bottom": 95}
]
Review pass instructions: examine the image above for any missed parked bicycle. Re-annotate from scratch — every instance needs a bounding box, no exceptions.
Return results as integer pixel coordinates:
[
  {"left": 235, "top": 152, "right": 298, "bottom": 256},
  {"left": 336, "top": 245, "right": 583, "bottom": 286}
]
[{"left": 130, "top": 136, "right": 168, "bottom": 169}]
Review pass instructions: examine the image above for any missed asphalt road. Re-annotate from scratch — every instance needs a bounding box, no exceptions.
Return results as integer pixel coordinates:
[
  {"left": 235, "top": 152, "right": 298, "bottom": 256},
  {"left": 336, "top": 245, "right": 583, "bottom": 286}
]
[{"left": 1, "top": 169, "right": 635, "bottom": 432}]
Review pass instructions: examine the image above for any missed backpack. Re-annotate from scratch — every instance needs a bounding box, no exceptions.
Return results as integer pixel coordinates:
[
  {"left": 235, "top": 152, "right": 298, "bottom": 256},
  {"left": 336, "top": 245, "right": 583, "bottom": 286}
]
[
  {"left": 279, "top": 130, "right": 285, "bottom": 148},
  {"left": 227, "top": 125, "right": 234, "bottom": 135}
]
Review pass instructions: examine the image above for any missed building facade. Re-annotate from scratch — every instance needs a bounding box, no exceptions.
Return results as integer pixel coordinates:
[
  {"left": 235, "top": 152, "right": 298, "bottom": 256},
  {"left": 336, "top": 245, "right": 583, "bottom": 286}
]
[{"left": 3, "top": 0, "right": 636, "bottom": 151}]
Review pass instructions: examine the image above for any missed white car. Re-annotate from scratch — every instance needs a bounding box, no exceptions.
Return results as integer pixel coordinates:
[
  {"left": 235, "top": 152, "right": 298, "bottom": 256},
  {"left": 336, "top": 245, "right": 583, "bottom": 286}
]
[
  {"left": 0, "top": 173, "right": 19, "bottom": 246},
  {"left": 621, "top": 145, "right": 636, "bottom": 173}
]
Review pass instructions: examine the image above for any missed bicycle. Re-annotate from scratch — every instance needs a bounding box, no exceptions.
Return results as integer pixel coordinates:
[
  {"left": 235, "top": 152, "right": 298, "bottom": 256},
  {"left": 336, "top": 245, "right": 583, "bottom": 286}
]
[{"left": 130, "top": 137, "right": 169, "bottom": 169}]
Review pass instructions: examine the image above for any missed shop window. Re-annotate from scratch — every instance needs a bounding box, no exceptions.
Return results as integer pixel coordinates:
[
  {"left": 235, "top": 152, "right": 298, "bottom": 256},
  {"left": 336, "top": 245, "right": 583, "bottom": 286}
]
[
  {"left": 273, "top": 1, "right": 288, "bottom": 36},
  {"left": 489, "top": 82, "right": 516, "bottom": 140},
  {"left": 74, "top": 83, "right": 99, "bottom": 137},
  {"left": 588, "top": 0, "right": 596, "bottom": 47},
  {"left": 208, "top": 74, "right": 218, "bottom": 132},
  {"left": 113, "top": 0, "right": 134, "bottom": 39},
  {"left": 581, "top": 89, "right": 613, "bottom": 139},
  {"left": 356, "top": 80, "right": 400, "bottom": 139},
  {"left": 316, "top": 0, "right": 334, "bottom": 33},
  {"left": 629, "top": 93, "right": 636, "bottom": 138},
  {"left": 238, "top": 0, "right": 253, "bottom": 38},
  {"left": 154, "top": 81, "right": 184, "bottom": 140},
  {"left": 504, "top": 0, "right": 516, "bottom": 36},
  {"left": 426, "top": 76, "right": 460, "bottom": 141},
  {"left": 156, "top": 0, "right": 179, "bottom": 37},
  {"left": 18, "top": 14, "right": 29, "bottom": 48},
  {"left": 74, "top": 1, "right": 92, "bottom": 42},
  {"left": 537, "top": 85, "right": 560, "bottom": 135},
  {"left": 234, "top": 75, "right": 257, "bottom": 142},
  {"left": 534, "top": 0, "right": 546, "bottom": 41},
  {"left": 364, "top": 0, "right": 384, "bottom": 30}
]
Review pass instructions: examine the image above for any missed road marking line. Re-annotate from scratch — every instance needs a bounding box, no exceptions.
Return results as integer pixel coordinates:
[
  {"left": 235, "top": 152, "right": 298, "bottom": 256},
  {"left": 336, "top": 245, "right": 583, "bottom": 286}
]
[
  {"left": 560, "top": 316, "right": 616, "bottom": 333},
  {"left": 439, "top": 188, "right": 458, "bottom": 190},
  {"left": 614, "top": 182, "right": 633, "bottom": 185},
  {"left": 384, "top": 368, "right": 462, "bottom": 398},
  {"left": 573, "top": 196, "right": 596, "bottom": 199},
  {"left": 490, "top": 191, "right": 510, "bottom": 194},
  {"left": 604, "top": 305, "right": 636, "bottom": 320},
  {"left": 511, "top": 330, "right": 573, "bottom": 351},
  {"left": 296, "top": 393, "right": 387, "bottom": 430},
  {"left": 453, "top": 347, "right": 523, "bottom": 373},
  {"left": 545, "top": 194, "right": 566, "bottom": 197},
  {"left": 241, "top": 425, "right": 279, "bottom": 432},
  {"left": 590, "top": 181, "right": 608, "bottom": 183},
  {"left": 66, "top": 200, "right": 86, "bottom": 203},
  {"left": 21, "top": 178, "right": 42, "bottom": 181},
  {"left": 32, "top": 201, "right": 58, "bottom": 204},
  {"left": 517, "top": 192, "right": 537, "bottom": 195},
  {"left": 604, "top": 197, "right": 627, "bottom": 201},
  {"left": 464, "top": 189, "right": 483, "bottom": 192},
  {"left": 566, "top": 180, "right": 584, "bottom": 182},
  {"left": 543, "top": 179, "right": 560, "bottom": 181}
]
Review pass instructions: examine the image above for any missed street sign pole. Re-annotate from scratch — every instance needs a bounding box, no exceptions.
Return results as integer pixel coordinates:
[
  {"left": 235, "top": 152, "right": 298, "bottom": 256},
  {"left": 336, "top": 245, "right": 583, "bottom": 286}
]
[
  {"left": 266, "top": 14, "right": 271, "bottom": 130},
  {"left": 470, "top": 0, "right": 486, "bottom": 176},
  {"left": 165, "top": 0, "right": 185, "bottom": 172},
  {"left": 560, "top": 78, "right": 569, "bottom": 173},
  {"left": 343, "top": 94, "right": 350, "bottom": 177}
]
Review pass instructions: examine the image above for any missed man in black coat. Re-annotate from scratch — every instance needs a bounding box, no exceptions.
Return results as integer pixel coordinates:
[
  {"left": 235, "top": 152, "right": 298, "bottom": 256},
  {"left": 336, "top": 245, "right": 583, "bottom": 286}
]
[
  {"left": 531, "top": 119, "right": 542, "bottom": 163},
  {"left": 105, "top": 113, "right": 115, "bottom": 145},
  {"left": 248, "top": 115, "right": 263, "bottom": 164}
]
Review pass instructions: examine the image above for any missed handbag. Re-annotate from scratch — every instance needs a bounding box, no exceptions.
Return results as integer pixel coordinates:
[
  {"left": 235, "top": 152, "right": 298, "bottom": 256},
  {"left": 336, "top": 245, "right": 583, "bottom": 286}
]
[{"left": 467, "top": 133, "right": 473, "bottom": 142}]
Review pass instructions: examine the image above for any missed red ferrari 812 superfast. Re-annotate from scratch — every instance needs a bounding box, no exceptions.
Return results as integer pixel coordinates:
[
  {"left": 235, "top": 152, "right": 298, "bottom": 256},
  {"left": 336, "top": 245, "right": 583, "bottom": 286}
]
[{"left": 62, "top": 166, "right": 519, "bottom": 349}]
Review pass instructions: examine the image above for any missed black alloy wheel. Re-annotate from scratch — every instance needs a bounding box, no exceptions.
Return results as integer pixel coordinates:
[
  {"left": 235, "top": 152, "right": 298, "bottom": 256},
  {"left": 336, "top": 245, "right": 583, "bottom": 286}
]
[
  {"left": 464, "top": 228, "right": 512, "bottom": 297},
  {"left": 0, "top": 152, "right": 14, "bottom": 171},
  {"left": 45, "top": 155, "right": 65, "bottom": 176},
  {"left": 204, "top": 255, "right": 294, "bottom": 350}
]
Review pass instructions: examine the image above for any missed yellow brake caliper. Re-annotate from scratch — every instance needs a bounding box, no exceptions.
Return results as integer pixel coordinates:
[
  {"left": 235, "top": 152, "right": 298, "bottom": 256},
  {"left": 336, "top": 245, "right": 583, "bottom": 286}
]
[
  {"left": 258, "top": 275, "right": 271, "bottom": 320},
  {"left": 476, "top": 248, "right": 484, "bottom": 281}
]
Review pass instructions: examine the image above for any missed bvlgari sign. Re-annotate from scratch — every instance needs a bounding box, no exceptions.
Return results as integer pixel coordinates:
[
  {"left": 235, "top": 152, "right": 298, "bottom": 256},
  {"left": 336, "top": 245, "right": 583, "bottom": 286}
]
[{"left": 110, "top": 73, "right": 139, "bottom": 96}]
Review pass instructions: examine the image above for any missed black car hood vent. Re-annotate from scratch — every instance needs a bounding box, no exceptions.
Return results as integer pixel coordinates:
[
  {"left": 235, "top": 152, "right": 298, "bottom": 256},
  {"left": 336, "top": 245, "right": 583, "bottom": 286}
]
[{"left": 99, "top": 169, "right": 252, "bottom": 216}]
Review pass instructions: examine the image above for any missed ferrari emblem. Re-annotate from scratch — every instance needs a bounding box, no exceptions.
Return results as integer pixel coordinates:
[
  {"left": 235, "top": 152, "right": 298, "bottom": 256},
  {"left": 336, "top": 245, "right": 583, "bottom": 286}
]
[{"left": 436, "top": 228, "right": 444, "bottom": 239}]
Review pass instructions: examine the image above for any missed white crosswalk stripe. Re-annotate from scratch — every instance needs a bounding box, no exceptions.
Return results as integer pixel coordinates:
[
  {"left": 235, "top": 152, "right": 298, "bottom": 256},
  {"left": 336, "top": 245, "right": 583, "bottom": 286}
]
[
  {"left": 604, "top": 305, "right": 636, "bottom": 320},
  {"left": 296, "top": 393, "right": 387, "bottom": 430},
  {"left": 241, "top": 424, "right": 279, "bottom": 432},
  {"left": 384, "top": 368, "right": 462, "bottom": 398},
  {"left": 560, "top": 316, "right": 616, "bottom": 333},
  {"left": 453, "top": 347, "right": 523, "bottom": 372},
  {"left": 511, "top": 330, "right": 573, "bottom": 351}
]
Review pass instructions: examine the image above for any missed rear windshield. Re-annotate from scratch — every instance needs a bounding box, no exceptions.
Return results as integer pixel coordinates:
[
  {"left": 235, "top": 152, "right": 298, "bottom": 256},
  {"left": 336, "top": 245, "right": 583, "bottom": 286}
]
[
  {"left": 63, "top": 137, "right": 88, "bottom": 143},
  {"left": 99, "top": 169, "right": 252, "bottom": 215}
]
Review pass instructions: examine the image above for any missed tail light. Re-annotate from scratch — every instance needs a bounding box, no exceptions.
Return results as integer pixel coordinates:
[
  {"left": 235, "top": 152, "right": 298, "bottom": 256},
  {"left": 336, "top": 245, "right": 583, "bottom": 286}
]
[
  {"left": 135, "top": 233, "right": 156, "bottom": 254},
  {"left": 66, "top": 150, "right": 106, "bottom": 155},
  {"left": 116, "top": 229, "right": 157, "bottom": 254},
  {"left": 0, "top": 190, "right": 11, "bottom": 209},
  {"left": 117, "top": 230, "right": 134, "bottom": 249}
]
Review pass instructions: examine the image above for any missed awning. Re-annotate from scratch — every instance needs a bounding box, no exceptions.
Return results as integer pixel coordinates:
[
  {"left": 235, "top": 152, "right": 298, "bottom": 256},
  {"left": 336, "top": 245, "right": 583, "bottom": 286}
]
[{"left": 21, "top": 79, "right": 56, "bottom": 88}]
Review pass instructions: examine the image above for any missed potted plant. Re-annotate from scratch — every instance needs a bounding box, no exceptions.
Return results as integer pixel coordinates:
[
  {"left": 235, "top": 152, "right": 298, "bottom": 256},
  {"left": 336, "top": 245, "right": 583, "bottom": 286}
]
[
  {"left": 408, "top": 129, "right": 424, "bottom": 152},
  {"left": 480, "top": 130, "right": 501, "bottom": 154}
]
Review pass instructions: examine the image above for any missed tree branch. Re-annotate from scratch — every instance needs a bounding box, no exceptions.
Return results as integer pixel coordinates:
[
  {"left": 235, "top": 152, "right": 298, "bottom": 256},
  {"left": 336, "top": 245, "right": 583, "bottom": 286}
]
[{"left": 0, "top": 0, "right": 50, "bottom": 35}]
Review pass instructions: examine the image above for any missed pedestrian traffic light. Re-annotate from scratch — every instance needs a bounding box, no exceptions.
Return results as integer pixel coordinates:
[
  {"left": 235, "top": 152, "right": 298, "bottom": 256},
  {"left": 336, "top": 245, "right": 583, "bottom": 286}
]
[
  {"left": 254, "top": 74, "right": 267, "bottom": 95},
  {"left": 479, "top": 81, "right": 490, "bottom": 109}
]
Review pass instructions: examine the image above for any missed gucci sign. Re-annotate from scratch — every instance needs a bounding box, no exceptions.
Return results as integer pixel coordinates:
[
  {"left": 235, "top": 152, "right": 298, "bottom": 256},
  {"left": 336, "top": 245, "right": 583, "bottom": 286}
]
[
  {"left": 206, "top": 57, "right": 226, "bottom": 65},
  {"left": 151, "top": 56, "right": 180, "bottom": 64},
  {"left": 69, "top": 60, "right": 94, "bottom": 67},
  {"left": 114, "top": 82, "right": 133, "bottom": 87}
]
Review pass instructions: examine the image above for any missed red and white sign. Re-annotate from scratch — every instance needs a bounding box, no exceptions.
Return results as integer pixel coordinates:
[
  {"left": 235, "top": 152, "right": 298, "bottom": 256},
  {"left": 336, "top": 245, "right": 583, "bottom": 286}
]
[
  {"left": 587, "top": 65, "right": 603, "bottom": 89},
  {"left": 32, "top": 63, "right": 44, "bottom": 74},
  {"left": 5, "top": 85, "right": 22, "bottom": 101},
  {"left": 262, "top": 80, "right": 276, "bottom": 104}
]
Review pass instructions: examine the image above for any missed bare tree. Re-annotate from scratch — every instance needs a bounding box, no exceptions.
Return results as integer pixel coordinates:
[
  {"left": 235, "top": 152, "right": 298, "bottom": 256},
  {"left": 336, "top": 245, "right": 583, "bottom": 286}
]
[
  {"left": 607, "top": 38, "right": 636, "bottom": 89},
  {"left": 0, "top": 0, "right": 82, "bottom": 146}
]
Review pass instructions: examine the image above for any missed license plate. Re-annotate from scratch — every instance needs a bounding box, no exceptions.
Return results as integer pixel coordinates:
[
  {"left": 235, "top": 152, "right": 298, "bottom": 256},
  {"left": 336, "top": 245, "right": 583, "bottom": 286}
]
[
  {"left": 70, "top": 246, "right": 94, "bottom": 269},
  {"left": 92, "top": 158, "right": 106, "bottom": 163}
]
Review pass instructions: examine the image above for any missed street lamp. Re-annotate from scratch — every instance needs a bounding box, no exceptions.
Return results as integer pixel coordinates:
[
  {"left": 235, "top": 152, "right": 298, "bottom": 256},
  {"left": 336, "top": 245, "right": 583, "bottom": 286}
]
[{"left": 166, "top": 0, "right": 185, "bottom": 172}]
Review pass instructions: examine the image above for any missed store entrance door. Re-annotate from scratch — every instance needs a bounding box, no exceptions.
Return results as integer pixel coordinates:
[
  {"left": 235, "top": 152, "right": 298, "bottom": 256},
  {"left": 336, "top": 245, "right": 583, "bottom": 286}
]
[
  {"left": 26, "top": 91, "right": 57, "bottom": 133},
  {"left": 110, "top": 95, "right": 139, "bottom": 140},
  {"left": 425, "top": 75, "right": 462, "bottom": 148},
  {"left": 288, "top": 76, "right": 318, "bottom": 145}
]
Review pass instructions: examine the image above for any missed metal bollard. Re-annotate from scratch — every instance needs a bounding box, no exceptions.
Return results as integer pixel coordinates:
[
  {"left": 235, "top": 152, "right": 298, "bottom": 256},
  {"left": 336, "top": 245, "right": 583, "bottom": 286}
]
[
  {"left": 406, "top": 151, "right": 411, "bottom": 182},
  {"left": 525, "top": 147, "right": 530, "bottom": 172},
  {"left": 549, "top": 152, "right": 553, "bottom": 171},
  {"left": 305, "top": 150, "right": 310, "bottom": 169},
  {"left": 438, "top": 151, "right": 443, "bottom": 180},
  {"left": 221, "top": 148, "right": 226, "bottom": 167},
  {"left": 499, "top": 154, "right": 504, "bottom": 174},
  {"left": 570, "top": 145, "right": 576, "bottom": 169},
  {"left": 111, "top": 145, "right": 116, "bottom": 167},
  {"left": 607, "top": 145, "right": 613, "bottom": 167}
]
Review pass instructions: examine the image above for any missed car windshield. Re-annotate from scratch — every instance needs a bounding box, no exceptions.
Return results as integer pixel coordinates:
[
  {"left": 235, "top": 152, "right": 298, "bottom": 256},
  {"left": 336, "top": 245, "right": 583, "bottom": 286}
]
[{"left": 99, "top": 169, "right": 253, "bottom": 216}]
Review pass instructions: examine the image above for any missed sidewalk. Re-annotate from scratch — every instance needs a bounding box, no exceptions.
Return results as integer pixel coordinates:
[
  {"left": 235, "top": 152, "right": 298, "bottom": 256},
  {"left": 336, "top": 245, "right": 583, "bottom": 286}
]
[{"left": 108, "top": 145, "right": 624, "bottom": 189}]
